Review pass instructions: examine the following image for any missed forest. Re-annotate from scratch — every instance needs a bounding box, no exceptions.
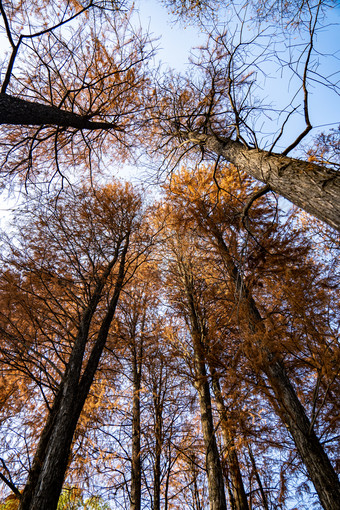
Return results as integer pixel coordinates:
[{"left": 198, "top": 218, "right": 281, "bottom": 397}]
[{"left": 0, "top": 0, "right": 339, "bottom": 509}]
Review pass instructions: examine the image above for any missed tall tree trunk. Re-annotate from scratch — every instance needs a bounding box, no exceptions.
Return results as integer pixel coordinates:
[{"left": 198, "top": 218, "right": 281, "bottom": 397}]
[
  {"left": 153, "top": 376, "right": 164, "bottom": 510},
  {"left": 210, "top": 374, "right": 249, "bottom": 510},
  {"left": 18, "top": 240, "right": 129, "bottom": 510},
  {"left": 178, "top": 259, "right": 227, "bottom": 510},
  {"left": 185, "top": 131, "right": 340, "bottom": 232},
  {"left": 193, "top": 355, "right": 227, "bottom": 510},
  {"left": 210, "top": 227, "right": 340, "bottom": 510},
  {"left": 130, "top": 348, "right": 142, "bottom": 510}
]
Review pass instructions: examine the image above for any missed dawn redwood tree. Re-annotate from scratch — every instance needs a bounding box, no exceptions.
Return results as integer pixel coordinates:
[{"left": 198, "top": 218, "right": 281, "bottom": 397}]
[
  {"left": 209, "top": 374, "right": 249, "bottom": 510},
  {"left": 0, "top": 0, "right": 153, "bottom": 186},
  {"left": 164, "top": 164, "right": 340, "bottom": 510},
  {"left": 162, "top": 228, "right": 228, "bottom": 510},
  {"left": 0, "top": 181, "right": 153, "bottom": 510},
  {"left": 161, "top": 216, "right": 251, "bottom": 510},
  {"left": 1, "top": 0, "right": 339, "bottom": 232},
  {"left": 155, "top": 1, "right": 340, "bottom": 231},
  {"left": 141, "top": 319, "right": 194, "bottom": 510}
]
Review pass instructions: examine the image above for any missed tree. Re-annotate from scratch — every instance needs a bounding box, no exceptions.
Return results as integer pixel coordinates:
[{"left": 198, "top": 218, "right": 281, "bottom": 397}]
[
  {"left": 161, "top": 225, "right": 228, "bottom": 510},
  {"left": 0, "top": 0, "right": 152, "bottom": 186},
  {"left": 155, "top": 1, "right": 340, "bottom": 231},
  {"left": 1, "top": 0, "right": 340, "bottom": 231},
  {"left": 0, "top": 0, "right": 339, "bottom": 507},
  {"left": 113, "top": 266, "right": 162, "bottom": 510},
  {"left": 0, "top": 181, "right": 153, "bottom": 510},
  {"left": 160, "top": 208, "right": 256, "bottom": 510},
  {"left": 163, "top": 163, "right": 340, "bottom": 509}
]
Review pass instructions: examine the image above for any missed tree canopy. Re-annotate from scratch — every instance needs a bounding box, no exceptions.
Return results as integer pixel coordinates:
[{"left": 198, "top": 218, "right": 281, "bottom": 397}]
[{"left": 0, "top": 0, "right": 339, "bottom": 509}]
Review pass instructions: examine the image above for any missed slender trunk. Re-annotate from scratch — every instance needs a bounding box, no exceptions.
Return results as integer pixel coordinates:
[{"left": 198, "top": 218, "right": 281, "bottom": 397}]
[
  {"left": 212, "top": 228, "right": 340, "bottom": 510},
  {"left": 164, "top": 442, "right": 172, "bottom": 510},
  {"left": 193, "top": 351, "right": 228, "bottom": 510},
  {"left": 177, "top": 257, "right": 227, "bottom": 510},
  {"left": 247, "top": 445, "right": 269, "bottom": 510},
  {"left": 225, "top": 475, "right": 236, "bottom": 510},
  {"left": 18, "top": 240, "right": 129, "bottom": 510},
  {"left": 210, "top": 375, "right": 249, "bottom": 510},
  {"left": 185, "top": 131, "right": 340, "bottom": 232},
  {"left": 130, "top": 349, "right": 142, "bottom": 510},
  {"left": 190, "top": 454, "right": 203, "bottom": 510},
  {"left": 153, "top": 382, "right": 163, "bottom": 510}
]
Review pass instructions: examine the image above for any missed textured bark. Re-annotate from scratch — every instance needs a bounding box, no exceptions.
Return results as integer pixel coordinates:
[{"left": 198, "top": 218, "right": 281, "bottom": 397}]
[
  {"left": 186, "top": 132, "right": 340, "bottom": 232},
  {"left": 0, "top": 93, "right": 117, "bottom": 130},
  {"left": 211, "top": 228, "right": 340, "bottom": 510},
  {"left": 193, "top": 350, "right": 228, "bottom": 510},
  {"left": 18, "top": 239, "right": 129, "bottom": 510},
  {"left": 210, "top": 375, "right": 249, "bottom": 510},
  {"left": 130, "top": 348, "right": 142, "bottom": 510}
]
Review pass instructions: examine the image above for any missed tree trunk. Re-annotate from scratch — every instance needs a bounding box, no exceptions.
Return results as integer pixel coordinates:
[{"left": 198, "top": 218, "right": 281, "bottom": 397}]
[
  {"left": 193, "top": 357, "right": 227, "bottom": 510},
  {"left": 130, "top": 348, "right": 142, "bottom": 510},
  {"left": 173, "top": 249, "right": 227, "bottom": 510},
  {"left": 185, "top": 132, "right": 340, "bottom": 232},
  {"left": 211, "top": 227, "right": 340, "bottom": 510},
  {"left": 189, "top": 454, "right": 203, "bottom": 510},
  {"left": 18, "top": 240, "right": 129, "bottom": 510},
  {"left": 194, "top": 354, "right": 228, "bottom": 510},
  {"left": 210, "top": 375, "right": 249, "bottom": 510},
  {"left": 153, "top": 378, "right": 163, "bottom": 510},
  {"left": 178, "top": 260, "right": 227, "bottom": 510},
  {"left": 0, "top": 93, "right": 116, "bottom": 130}
]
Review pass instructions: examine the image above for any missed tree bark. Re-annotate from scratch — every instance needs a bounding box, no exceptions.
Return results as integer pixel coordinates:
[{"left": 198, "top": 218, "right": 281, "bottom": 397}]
[
  {"left": 0, "top": 93, "right": 117, "bottom": 130},
  {"left": 153, "top": 373, "right": 164, "bottom": 510},
  {"left": 130, "top": 347, "right": 142, "bottom": 510},
  {"left": 193, "top": 348, "right": 228, "bottom": 510},
  {"left": 210, "top": 375, "right": 249, "bottom": 510},
  {"left": 185, "top": 132, "right": 340, "bottom": 232},
  {"left": 211, "top": 227, "right": 340, "bottom": 510}
]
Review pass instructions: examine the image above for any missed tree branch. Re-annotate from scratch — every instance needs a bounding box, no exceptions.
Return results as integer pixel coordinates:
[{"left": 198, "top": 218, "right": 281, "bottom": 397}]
[
  {"left": 0, "top": 459, "right": 21, "bottom": 496},
  {"left": 0, "top": 94, "right": 120, "bottom": 130}
]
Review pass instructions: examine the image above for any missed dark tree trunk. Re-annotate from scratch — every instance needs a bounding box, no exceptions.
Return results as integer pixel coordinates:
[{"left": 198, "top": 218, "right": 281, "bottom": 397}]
[
  {"left": 131, "top": 348, "right": 142, "bottom": 510},
  {"left": 0, "top": 93, "right": 116, "bottom": 130},
  {"left": 210, "top": 375, "right": 249, "bottom": 510},
  {"left": 18, "top": 240, "right": 129, "bottom": 510},
  {"left": 193, "top": 355, "right": 228, "bottom": 510},
  {"left": 153, "top": 377, "right": 164, "bottom": 510},
  {"left": 178, "top": 260, "right": 227, "bottom": 510},
  {"left": 211, "top": 228, "right": 340, "bottom": 510},
  {"left": 185, "top": 132, "right": 340, "bottom": 232}
]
